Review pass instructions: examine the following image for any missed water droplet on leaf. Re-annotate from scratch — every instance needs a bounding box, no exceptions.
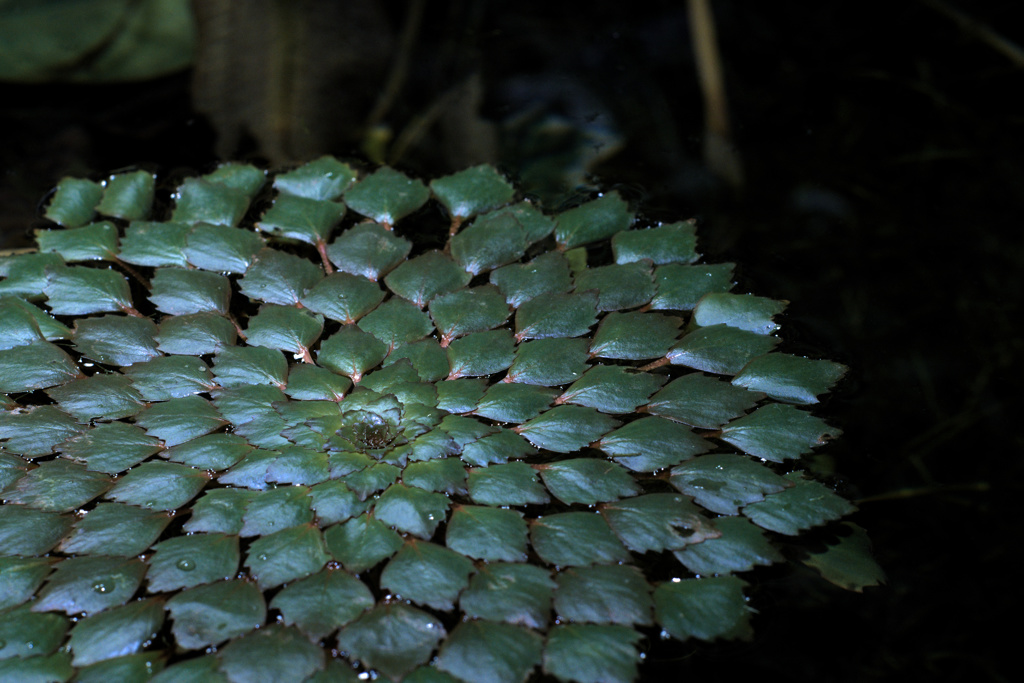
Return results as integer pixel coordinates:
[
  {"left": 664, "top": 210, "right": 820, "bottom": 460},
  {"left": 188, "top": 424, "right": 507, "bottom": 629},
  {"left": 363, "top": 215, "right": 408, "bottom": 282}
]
[{"left": 176, "top": 558, "right": 196, "bottom": 571}]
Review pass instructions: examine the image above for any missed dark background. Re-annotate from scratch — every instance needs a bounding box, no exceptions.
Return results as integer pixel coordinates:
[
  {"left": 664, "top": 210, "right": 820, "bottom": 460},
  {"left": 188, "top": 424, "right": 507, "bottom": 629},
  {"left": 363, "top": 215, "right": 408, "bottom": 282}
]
[{"left": 1, "top": 1, "right": 1018, "bottom": 680}]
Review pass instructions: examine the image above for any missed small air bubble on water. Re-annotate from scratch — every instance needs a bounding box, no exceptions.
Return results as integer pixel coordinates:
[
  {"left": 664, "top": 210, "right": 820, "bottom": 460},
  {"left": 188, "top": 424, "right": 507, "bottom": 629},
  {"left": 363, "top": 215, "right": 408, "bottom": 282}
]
[{"left": 659, "top": 630, "right": 671, "bottom": 640}]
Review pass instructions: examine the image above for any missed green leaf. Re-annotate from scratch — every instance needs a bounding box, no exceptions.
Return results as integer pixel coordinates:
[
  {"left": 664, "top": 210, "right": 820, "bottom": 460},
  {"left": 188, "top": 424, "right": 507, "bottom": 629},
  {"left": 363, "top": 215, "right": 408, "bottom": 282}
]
[
  {"left": 274, "top": 156, "right": 356, "bottom": 200},
  {"left": 0, "top": 404, "right": 83, "bottom": 456},
  {"left": 150, "top": 655, "right": 227, "bottom": 683},
  {"left": 558, "top": 365, "right": 665, "bottom": 414},
  {"left": 669, "top": 454, "right": 791, "bottom": 515},
  {"left": 0, "top": 341, "right": 79, "bottom": 392},
  {"left": 339, "top": 463, "right": 400, "bottom": 499},
  {"left": 530, "top": 512, "right": 630, "bottom": 566},
  {"left": 575, "top": 260, "right": 656, "bottom": 312},
  {"left": 325, "top": 514, "right": 404, "bottom": 573},
  {"left": 122, "top": 356, "right": 216, "bottom": 401},
  {"left": 217, "top": 625, "right": 325, "bottom": 682},
  {"left": 601, "top": 493, "right": 717, "bottom": 554},
  {"left": 0, "top": 296, "right": 70, "bottom": 349},
  {"left": 589, "top": 311, "right": 681, "bottom": 361},
  {"left": 106, "top": 461, "right": 209, "bottom": 510},
  {"left": 801, "top": 522, "right": 886, "bottom": 592},
  {"left": 381, "top": 540, "right": 474, "bottom": 610},
  {"left": 596, "top": 417, "right": 710, "bottom": 472},
  {"left": 245, "top": 304, "right": 324, "bottom": 356},
  {"left": 554, "top": 193, "right": 633, "bottom": 250},
  {"left": 446, "top": 505, "right": 528, "bottom": 562},
  {"left": 343, "top": 167, "right": 430, "bottom": 225},
  {"left": 46, "top": 374, "right": 144, "bottom": 420},
  {"left": 44, "top": 177, "right": 102, "bottom": 228},
  {"left": 460, "top": 563, "right": 555, "bottom": 628},
  {"left": 451, "top": 202, "right": 554, "bottom": 275},
  {"left": 554, "top": 565, "right": 653, "bottom": 625},
  {"left": 646, "top": 372, "right": 761, "bottom": 429},
  {"left": 171, "top": 177, "right": 249, "bottom": 227},
  {"left": 514, "top": 291, "right": 598, "bottom": 341},
  {"left": 182, "top": 222, "right": 264, "bottom": 273},
  {"left": 373, "top": 483, "right": 450, "bottom": 539},
  {"left": 1, "top": 460, "right": 111, "bottom": 513},
  {"left": 385, "top": 251, "right": 472, "bottom": 307},
  {"left": 134, "top": 395, "right": 226, "bottom": 447},
  {"left": 542, "top": 624, "right": 642, "bottom": 683},
  {"left": 300, "top": 272, "right": 385, "bottom": 324},
  {"left": 731, "top": 353, "right": 847, "bottom": 404},
  {"left": 337, "top": 604, "right": 444, "bottom": 680},
  {"left": 507, "top": 338, "right": 589, "bottom": 386},
  {"left": 204, "top": 163, "right": 267, "bottom": 197},
  {"left": 183, "top": 488, "right": 258, "bottom": 535},
  {"left": 118, "top": 221, "right": 191, "bottom": 267},
  {"left": 720, "top": 403, "right": 842, "bottom": 462},
  {"left": 437, "top": 620, "right": 543, "bottom": 683},
  {"left": 650, "top": 263, "right": 735, "bottom": 311},
  {"left": 59, "top": 502, "right": 172, "bottom": 556},
  {"left": 743, "top": 472, "right": 856, "bottom": 534},
  {"left": 655, "top": 577, "right": 753, "bottom": 642},
  {"left": 327, "top": 222, "right": 411, "bottom": 280},
  {"left": 213, "top": 345, "right": 288, "bottom": 388},
  {"left": 58, "top": 422, "right": 161, "bottom": 474},
  {"left": 358, "top": 297, "right": 434, "bottom": 350},
  {"left": 68, "top": 597, "right": 164, "bottom": 667},
  {"left": 32, "top": 555, "right": 146, "bottom": 615},
  {"left": 691, "top": 292, "right": 787, "bottom": 334},
  {"left": 147, "top": 532, "right": 240, "bottom": 592},
  {"left": 166, "top": 579, "right": 266, "bottom": 649},
  {"left": 0, "top": 452, "right": 28, "bottom": 491},
  {"left": 490, "top": 251, "right": 572, "bottom": 308},
  {"left": 285, "top": 363, "right": 351, "bottom": 401},
  {"left": 435, "top": 378, "right": 485, "bottom": 413},
  {"left": 156, "top": 312, "right": 237, "bottom": 355},
  {"left": 239, "top": 485, "right": 313, "bottom": 536},
  {"left": 317, "top": 325, "right": 388, "bottom": 382},
  {"left": 403, "top": 457, "right": 468, "bottom": 495},
  {"left": 96, "top": 170, "right": 155, "bottom": 220},
  {"left": 37, "top": 221, "right": 119, "bottom": 261},
  {"left": 612, "top": 221, "right": 699, "bottom": 265},
  {"left": 239, "top": 248, "right": 323, "bottom": 306},
  {"left": 74, "top": 653, "right": 164, "bottom": 682},
  {"left": 474, "top": 382, "right": 557, "bottom": 423},
  {"left": 308, "top": 479, "right": 370, "bottom": 525},
  {"left": 467, "top": 462, "right": 549, "bottom": 506},
  {"left": 0, "top": 506, "right": 73, "bottom": 556},
  {"left": 431, "top": 164, "right": 516, "bottom": 221},
  {"left": 266, "top": 446, "right": 329, "bottom": 486},
  {"left": 460, "top": 429, "right": 536, "bottom": 467},
  {"left": 667, "top": 324, "right": 780, "bottom": 375},
  {"left": 44, "top": 266, "right": 133, "bottom": 315},
  {"left": 0, "top": 252, "right": 64, "bottom": 299},
  {"left": 0, "top": 603, "right": 68, "bottom": 659},
  {"left": 515, "top": 406, "right": 619, "bottom": 453},
  {"left": 257, "top": 194, "right": 345, "bottom": 245},
  {"left": 270, "top": 568, "right": 374, "bottom": 640},
  {"left": 429, "top": 285, "right": 511, "bottom": 345},
  {"left": 245, "top": 524, "right": 330, "bottom": 590},
  {"left": 446, "top": 329, "right": 515, "bottom": 379},
  {"left": 673, "top": 516, "right": 782, "bottom": 575},
  {"left": 0, "top": 556, "right": 56, "bottom": 611},
  {"left": 73, "top": 314, "right": 159, "bottom": 366},
  {"left": 537, "top": 459, "right": 639, "bottom": 505}
]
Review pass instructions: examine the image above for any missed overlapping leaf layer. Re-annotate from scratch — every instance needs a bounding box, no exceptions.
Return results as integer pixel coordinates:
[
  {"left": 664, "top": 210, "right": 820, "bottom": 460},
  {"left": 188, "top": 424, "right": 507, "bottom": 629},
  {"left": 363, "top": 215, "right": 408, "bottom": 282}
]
[{"left": 0, "top": 161, "right": 878, "bottom": 682}]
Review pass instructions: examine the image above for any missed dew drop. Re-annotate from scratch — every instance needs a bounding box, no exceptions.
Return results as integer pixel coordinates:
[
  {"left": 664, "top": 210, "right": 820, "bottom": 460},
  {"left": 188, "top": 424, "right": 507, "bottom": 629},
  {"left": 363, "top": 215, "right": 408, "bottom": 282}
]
[
  {"left": 92, "top": 580, "right": 113, "bottom": 594},
  {"left": 258, "top": 554, "right": 268, "bottom": 561},
  {"left": 25, "top": 641, "right": 34, "bottom": 650},
  {"left": 176, "top": 558, "right": 196, "bottom": 572},
  {"left": 659, "top": 629, "right": 671, "bottom": 640}
]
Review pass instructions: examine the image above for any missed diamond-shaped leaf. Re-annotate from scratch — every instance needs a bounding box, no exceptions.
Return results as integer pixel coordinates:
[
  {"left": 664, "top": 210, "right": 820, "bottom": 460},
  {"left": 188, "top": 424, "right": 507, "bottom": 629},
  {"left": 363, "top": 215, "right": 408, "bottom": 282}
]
[
  {"left": 324, "top": 514, "right": 404, "bottom": 573},
  {"left": 542, "top": 624, "right": 642, "bottom": 683},
  {"left": 596, "top": 417, "right": 710, "bottom": 472},
  {"left": 359, "top": 297, "right": 434, "bottom": 350},
  {"left": 446, "top": 329, "right": 515, "bottom": 379},
  {"left": 554, "top": 192, "right": 633, "bottom": 250},
  {"left": 338, "top": 604, "right": 444, "bottom": 680},
  {"left": 156, "top": 312, "right": 236, "bottom": 355},
  {"left": 245, "top": 304, "right": 324, "bottom": 357},
  {"left": 436, "top": 620, "right": 543, "bottom": 683},
  {"left": 122, "top": 356, "right": 215, "bottom": 401},
  {"left": 429, "top": 285, "right": 511, "bottom": 345},
  {"left": 645, "top": 372, "right": 762, "bottom": 429},
  {"left": 166, "top": 579, "right": 266, "bottom": 650},
  {"left": 68, "top": 597, "right": 165, "bottom": 667},
  {"left": 742, "top": 472, "right": 855, "bottom": 535},
  {"left": 72, "top": 314, "right": 159, "bottom": 366},
  {"left": 669, "top": 454, "right": 791, "bottom": 515},
  {"left": 32, "top": 555, "right": 145, "bottom": 617},
  {"left": 514, "top": 291, "right": 598, "bottom": 341},
  {"left": 134, "top": 395, "right": 226, "bottom": 447},
  {"left": 96, "top": 170, "right": 155, "bottom": 221},
  {"left": 612, "top": 221, "right": 698, "bottom": 265},
  {"left": 118, "top": 221, "right": 191, "bottom": 267},
  {"left": 300, "top": 271, "right": 385, "bottom": 324},
  {"left": 460, "top": 563, "right": 556, "bottom": 629},
  {"left": 245, "top": 524, "right": 330, "bottom": 590},
  {"left": 381, "top": 540, "right": 474, "bottom": 610},
  {"left": 467, "top": 462, "right": 549, "bottom": 506},
  {"left": 257, "top": 194, "right": 345, "bottom": 245},
  {"left": 59, "top": 502, "right": 172, "bottom": 556},
  {"left": 801, "top": 522, "right": 886, "bottom": 592},
  {"left": 692, "top": 292, "right": 787, "bottom": 334},
  {"left": 1, "top": 460, "right": 111, "bottom": 513},
  {"left": 537, "top": 459, "right": 639, "bottom": 505},
  {"left": 0, "top": 556, "right": 57, "bottom": 611},
  {"left": 385, "top": 251, "right": 471, "bottom": 307},
  {"left": 0, "top": 603, "right": 68, "bottom": 659},
  {"left": 673, "top": 516, "right": 782, "bottom": 575},
  {"left": 451, "top": 202, "right": 554, "bottom": 276},
  {"left": 490, "top": 251, "right": 572, "bottom": 308},
  {"left": 431, "top": 164, "right": 516, "bottom": 222},
  {"left": 530, "top": 512, "right": 630, "bottom": 566},
  {"left": 46, "top": 374, "right": 144, "bottom": 421},
  {"left": 0, "top": 341, "right": 79, "bottom": 392},
  {"left": 575, "top": 260, "right": 656, "bottom": 312},
  {"left": 589, "top": 311, "right": 681, "bottom": 360},
  {"left": 654, "top": 577, "right": 753, "bottom": 641},
  {"left": 147, "top": 532, "right": 240, "bottom": 592},
  {"left": 238, "top": 248, "right": 323, "bottom": 306},
  {"left": 667, "top": 324, "right": 780, "bottom": 375},
  {"left": 44, "top": 266, "right": 133, "bottom": 315},
  {"left": 373, "top": 483, "right": 450, "bottom": 539},
  {"left": 171, "top": 178, "right": 249, "bottom": 227},
  {"left": 45, "top": 176, "right": 103, "bottom": 228},
  {"left": 106, "top": 461, "right": 209, "bottom": 510},
  {"left": 0, "top": 506, "right": 72, "bottom": 556},
  {"left": 0, "top": 296, "right": 71, "bottom": 349},
  {"left": 273, "top": 156, "right": 355, "bottom": 200},
  {"left": 317, "top": 325, "right": 388, "bottom": 382},
  {"left": 326, "top": 222, "right": 411, "bottom": 280},
  {"left": 554, "top": 565, "right": 653, "bottom": 626},
  {"left": 343, "top": 167, "right": 429, "bottom": 226},
  {"left": 182, "top": 222, "right": 264, "bottom": 273},
  {"left": 446, "top": 504, "right": 528, "bottom": 562},
  {"left": 558, "top": 365, "right": 665, "bottom": 414},
  {"left": 515, "top": 406, "right": 619, "bottom": 453},
  {"left": 0, "top": 404, "right": 83, "bottom": 456},
  {"left": 58, "top": 422, "right": 161, "bottom": 474},
  {"left": 37, "top": 221, "right": 119, "bottom": 262},
  {"left": 731, "top": 353, "right": 847, "bottom": 404},
  {"left": 650, "top": 263, "right": 735, "bottom": 311},
  {"left": 269, "top": 568, "right": 374, "bottom": 640},
  {"left": 720, "top": 403, "right": 842, "bottom": 462},
  {"left": 600, "top": 493, "right": 717, "bottom": 554}
]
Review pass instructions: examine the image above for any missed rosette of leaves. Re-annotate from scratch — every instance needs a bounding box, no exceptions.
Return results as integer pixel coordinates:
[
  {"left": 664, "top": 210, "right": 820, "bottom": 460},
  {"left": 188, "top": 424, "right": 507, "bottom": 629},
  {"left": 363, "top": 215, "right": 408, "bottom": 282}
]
[{"left": 0, "top": 159, "right": 882, "bottom": 683}]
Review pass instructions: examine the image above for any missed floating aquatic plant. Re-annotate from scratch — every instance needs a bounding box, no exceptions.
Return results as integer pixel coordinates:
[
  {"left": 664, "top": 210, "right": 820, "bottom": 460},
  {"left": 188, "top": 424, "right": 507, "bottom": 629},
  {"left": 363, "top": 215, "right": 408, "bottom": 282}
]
[{"left": 0, "top": 159, "right": 882, "bottom": 682}]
